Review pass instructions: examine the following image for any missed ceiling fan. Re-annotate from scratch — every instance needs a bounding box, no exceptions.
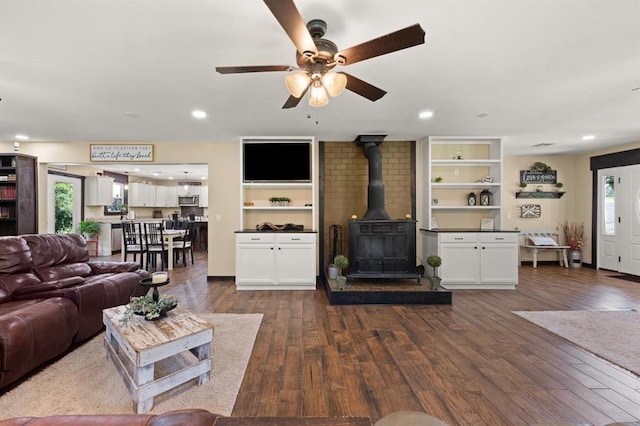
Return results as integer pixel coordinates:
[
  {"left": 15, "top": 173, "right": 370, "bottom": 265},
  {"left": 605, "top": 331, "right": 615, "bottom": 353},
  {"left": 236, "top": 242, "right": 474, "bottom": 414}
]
[{"left": 215, "top": 0, "right": 426, "bottom": 109}]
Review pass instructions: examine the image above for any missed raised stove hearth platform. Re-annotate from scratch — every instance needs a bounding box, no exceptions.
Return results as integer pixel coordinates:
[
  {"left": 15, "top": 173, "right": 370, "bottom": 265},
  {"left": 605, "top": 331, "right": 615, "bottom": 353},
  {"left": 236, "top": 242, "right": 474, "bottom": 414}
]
[{"left": 324, "top": 277, "right": 452, "bottom": 305}]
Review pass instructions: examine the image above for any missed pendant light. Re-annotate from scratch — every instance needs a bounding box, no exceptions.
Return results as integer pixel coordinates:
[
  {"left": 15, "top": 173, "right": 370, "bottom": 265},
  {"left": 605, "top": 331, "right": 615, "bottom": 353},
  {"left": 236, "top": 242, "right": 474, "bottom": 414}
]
[{"left": 183, "top": 172, "right": 189, "bottom": 191}]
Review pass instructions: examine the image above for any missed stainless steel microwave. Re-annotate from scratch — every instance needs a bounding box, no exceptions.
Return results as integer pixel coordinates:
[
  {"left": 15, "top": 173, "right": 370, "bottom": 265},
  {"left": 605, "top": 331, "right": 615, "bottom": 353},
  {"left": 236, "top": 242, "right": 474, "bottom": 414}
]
[{"left": 178, "top": 195, "right": 199, "bottom": 206}]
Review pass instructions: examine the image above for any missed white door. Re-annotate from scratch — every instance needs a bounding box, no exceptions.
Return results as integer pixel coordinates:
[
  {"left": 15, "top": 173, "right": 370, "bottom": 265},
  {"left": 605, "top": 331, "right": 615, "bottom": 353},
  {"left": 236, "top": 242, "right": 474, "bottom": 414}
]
[
  {"left": 618, "top": 165, "right": 640, "bottom": 275},
  {"left": 47, "top": 173, "right": 82, "bottom": 234},
  {"left": 597, "top": 169, "right": 619, "bottom": 271}
]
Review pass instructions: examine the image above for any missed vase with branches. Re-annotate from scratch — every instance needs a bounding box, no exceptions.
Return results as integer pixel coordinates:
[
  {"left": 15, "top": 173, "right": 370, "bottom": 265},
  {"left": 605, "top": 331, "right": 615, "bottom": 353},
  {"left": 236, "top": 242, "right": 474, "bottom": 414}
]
[{"left": 561, "top": 221, "right": 585, "bottom": 250}]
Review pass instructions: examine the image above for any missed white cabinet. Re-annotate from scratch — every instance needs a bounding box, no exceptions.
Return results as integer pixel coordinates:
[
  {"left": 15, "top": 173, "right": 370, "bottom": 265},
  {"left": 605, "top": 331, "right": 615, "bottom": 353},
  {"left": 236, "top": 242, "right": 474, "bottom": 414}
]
[
  {"left": 424, "top": 231, "right": 518, "bottom": 289},
  {"left": 156, "top": 185, "right": 178, "bottom": 207},
  {"left": 128, "top": 182, "right": 156, "bottom": 207},
  {"left": 421, "top": 137, "right": 502, "bottom": 230},
  {"left": 199, "top": 185, "right": 208, "bottom": 207},
  {"left": 235, "top": 232, "right": 317, "bottom": 290},
  {"left": 85, "top": 176, "right": 113, "bottom": 206}
]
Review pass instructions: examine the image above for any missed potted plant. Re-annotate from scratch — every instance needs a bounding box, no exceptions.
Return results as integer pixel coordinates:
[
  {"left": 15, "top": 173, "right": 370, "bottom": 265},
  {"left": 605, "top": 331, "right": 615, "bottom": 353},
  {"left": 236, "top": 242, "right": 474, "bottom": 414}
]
[
  {"left": 426, "top": 255, "right": 442, "bottom": 290},
  {"left": 120, "top": 294, "right": 179, "bottom": 323},
  {"left": 433, "top": 176, "right": 443, "bottom": 183},
  {"left": 518, "top": 182, "right": 528, "bottom": 192},
  {"left": 555, "top": 182, "right": 564, "bottom": 192},
  {"left": 333, "top": 254, "right": 349, "bottom": 290},
  {"left": 78, "top": 220, "right": 102, "bottom": 239}
]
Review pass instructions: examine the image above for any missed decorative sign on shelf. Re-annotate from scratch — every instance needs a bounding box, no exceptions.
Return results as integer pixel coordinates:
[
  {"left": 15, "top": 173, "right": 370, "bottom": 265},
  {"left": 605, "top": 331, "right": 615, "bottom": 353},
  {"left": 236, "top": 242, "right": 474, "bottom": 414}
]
[
  {"left": 90, "top": 144, "right": 154, "bottom": 162},
  {"left": 520, "top": 170, "right": 557, "bottom": 184}
]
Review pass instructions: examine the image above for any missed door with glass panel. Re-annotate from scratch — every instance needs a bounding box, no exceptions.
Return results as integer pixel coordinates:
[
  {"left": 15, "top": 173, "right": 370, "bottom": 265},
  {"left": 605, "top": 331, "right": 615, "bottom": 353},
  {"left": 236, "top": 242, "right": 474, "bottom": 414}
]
[
  {"left": 47, "top": 173, "right": 82, "bottom": 234},
  {"left": 598, "top": 169, "right": 618, "bottom": 271}
]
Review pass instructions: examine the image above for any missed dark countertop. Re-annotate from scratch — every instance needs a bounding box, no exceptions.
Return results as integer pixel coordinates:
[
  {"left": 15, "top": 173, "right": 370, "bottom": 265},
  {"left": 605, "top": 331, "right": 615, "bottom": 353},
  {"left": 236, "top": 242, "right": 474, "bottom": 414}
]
[
  {"left": 420, "top": 228, "right": 520, "bottom": 233},
  {"left": 235, "top": 229, "right": 317, "bottom": 233}
]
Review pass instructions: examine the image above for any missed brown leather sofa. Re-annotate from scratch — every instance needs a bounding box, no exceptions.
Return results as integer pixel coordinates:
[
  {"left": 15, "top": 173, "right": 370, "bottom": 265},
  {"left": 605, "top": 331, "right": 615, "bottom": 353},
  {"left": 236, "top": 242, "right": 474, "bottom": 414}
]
[
  {"left": 0, "top": 233, "right": 148, "bottom": 391},
  {"left": 0, "top": 409, "right": 219, "bottom": 426},
  {"left": 0, "top": 410, "right": 377, "bottom": 426}
]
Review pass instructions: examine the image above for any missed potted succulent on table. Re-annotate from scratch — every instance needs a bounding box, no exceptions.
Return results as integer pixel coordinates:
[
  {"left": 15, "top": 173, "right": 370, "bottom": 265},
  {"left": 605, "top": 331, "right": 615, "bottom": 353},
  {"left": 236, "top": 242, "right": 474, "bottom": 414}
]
[
  {"left": 518, "top": 182, "right": 528, "bottom": 193},
  {"left": 555, "top": 182, "right": 564, "bottom": 192},
  {"left": 333, "top": 254, "right": 349, "bottom": 290},
  {"left": 426, "top": 255, "right": 442, "bottom": 290},
  {"left": 120, "top": 294, "right": 179, "bottom": 323},
  {"left": 78, "top": 220, "right": 102, "bottom": 240}
]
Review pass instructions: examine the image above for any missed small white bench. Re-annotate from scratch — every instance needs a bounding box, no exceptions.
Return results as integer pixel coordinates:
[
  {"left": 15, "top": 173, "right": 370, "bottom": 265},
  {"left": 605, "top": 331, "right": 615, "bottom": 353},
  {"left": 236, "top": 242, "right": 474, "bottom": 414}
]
[{"left": 519, "top": 231, "right": 570, "bottom": 268}]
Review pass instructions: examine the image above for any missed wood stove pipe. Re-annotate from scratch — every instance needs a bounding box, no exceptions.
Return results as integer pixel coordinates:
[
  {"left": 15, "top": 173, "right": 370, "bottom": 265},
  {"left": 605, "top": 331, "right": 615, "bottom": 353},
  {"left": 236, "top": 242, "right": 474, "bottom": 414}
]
[{"left": 355, "top": 135, "right": 390, "bottom": 220}]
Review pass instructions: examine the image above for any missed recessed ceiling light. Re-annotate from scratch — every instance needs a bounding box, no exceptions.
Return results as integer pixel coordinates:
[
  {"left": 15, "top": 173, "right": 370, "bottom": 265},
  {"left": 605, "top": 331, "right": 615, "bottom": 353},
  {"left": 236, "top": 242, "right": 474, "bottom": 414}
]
[
  {"left": 582, "top": 135, "right": 595, "bottom": 140},
  {"left": 152, "top": 172, "right": 159, "bottom": 176},
  {"left": 201, "top": 176, "right": 206, "bottom": 180},
  {"left": 192, "top": 110, "right": 207, "bottom": 119},
  {"left": 133, "top": 168, "right": 140, "bottom": 172},
  {"left": 124, "top": 112, "right": 138, "bottom": 118},
  {"left": 168, "top": 176, "right": 174, "bottom": 180},
  {"left": 418, "top": 111, "right": 433, "bottom": 119},
  {"left": 15, "top": 134, "right": 29, "bottom": 140}
]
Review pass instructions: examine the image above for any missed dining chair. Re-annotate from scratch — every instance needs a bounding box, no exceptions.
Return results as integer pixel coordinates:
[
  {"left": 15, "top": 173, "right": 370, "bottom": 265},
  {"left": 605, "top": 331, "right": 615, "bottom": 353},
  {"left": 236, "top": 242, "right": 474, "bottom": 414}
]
[
  {"left": 122, "top": 222, "right": 147, "bottom": 269},
  {"left": 173, "top": 221, "right": 195, "bottom": 266},
  {"left": 144, "top": 222, "right": 169, "bottom": 271}
]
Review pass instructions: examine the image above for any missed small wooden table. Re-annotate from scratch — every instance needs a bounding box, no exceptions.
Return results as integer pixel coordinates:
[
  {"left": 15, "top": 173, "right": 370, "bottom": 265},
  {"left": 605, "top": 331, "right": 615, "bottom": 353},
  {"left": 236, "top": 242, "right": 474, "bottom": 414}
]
[{"left": 102, "top": 305, "right": 213, "bottom": 413}]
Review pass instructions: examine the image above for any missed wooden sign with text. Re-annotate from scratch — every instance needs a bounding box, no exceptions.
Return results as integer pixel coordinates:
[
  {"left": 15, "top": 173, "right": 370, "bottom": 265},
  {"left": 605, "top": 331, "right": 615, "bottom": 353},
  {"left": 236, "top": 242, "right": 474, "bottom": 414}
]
[
  {"left": 90, "top": 144, "right": 154, "bottom": 162},
  {"left": 520, "top": 170, "right": 557, "bottom": 184}
]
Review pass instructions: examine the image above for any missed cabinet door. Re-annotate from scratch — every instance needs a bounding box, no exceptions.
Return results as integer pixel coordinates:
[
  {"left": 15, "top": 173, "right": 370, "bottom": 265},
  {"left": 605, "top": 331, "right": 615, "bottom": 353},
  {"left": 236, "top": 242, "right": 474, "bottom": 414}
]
[
  {"left": 439, "top": 243, "right": 479, "bottom": 284},
  {"left": 276, "top": 243, "right": 316, "bottom": 286},
  {"left": 85, "top": 176, "right": 113, "bottom": 206},
  {"left": 236, "top": 242, "right": 276, "bottom": 285},
  {"left": 199, "top": 186, "right": 208, "bottom": 207},
  {"left": 479, "top": 243, "right": 518, "bottom": 284}
]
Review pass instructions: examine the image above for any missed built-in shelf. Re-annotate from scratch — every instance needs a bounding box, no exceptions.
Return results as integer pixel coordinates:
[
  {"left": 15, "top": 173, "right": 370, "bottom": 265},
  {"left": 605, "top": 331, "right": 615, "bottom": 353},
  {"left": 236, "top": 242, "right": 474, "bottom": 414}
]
[
  {"left": 515, "top": 191, "right": 565, "bottom": 199},
  {"left": 242, "top": 206, "right": 313, "bottom": 211},
  {"left": 432, "top": 183, "right": 501, "bottom": 189}
]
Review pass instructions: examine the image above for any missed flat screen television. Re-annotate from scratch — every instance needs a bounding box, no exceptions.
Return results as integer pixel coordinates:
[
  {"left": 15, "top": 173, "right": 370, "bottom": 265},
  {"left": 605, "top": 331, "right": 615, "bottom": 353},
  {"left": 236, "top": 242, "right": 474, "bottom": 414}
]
[{"left": 243, "top": 142, "right": 311, "bottom": 182}]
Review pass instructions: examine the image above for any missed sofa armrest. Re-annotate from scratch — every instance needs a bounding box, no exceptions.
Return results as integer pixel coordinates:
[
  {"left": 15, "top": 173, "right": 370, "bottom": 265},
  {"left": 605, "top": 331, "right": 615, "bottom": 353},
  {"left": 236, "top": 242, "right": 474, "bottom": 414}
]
[
  {"left": 88, "top": 261, "right": 143, "bottom": 275},
  {"left": 12, "top": 276, "right": 85, "bottom": 296}
]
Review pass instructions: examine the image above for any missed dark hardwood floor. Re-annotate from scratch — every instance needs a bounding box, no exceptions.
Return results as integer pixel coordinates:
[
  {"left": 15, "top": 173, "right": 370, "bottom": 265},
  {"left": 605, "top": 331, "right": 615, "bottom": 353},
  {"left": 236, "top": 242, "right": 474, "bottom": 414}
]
[{"left": 128, "top": 253, "right": 640, "bottom": 425}]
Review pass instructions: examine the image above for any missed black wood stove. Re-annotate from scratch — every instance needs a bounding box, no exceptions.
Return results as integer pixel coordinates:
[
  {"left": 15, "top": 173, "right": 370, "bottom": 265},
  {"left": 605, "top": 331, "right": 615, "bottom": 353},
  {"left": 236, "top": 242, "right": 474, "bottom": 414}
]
[{"left": 347, "top": 135, "right": 421, "bottom": 284}]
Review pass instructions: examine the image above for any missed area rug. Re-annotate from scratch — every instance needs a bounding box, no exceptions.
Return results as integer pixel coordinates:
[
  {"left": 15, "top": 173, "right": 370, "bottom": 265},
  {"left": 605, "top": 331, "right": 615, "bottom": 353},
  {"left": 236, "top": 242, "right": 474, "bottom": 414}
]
[
  {"left": 513, "top": 310, "right": 639, "bottom": 376},
  {"left": 0, "top": 313, "right": 263, "bottom": 417}
]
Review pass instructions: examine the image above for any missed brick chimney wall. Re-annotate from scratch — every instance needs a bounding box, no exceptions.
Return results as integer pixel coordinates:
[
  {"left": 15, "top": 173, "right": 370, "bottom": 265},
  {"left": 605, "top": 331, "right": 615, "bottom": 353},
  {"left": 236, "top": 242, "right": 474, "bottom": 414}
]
[{"left": 322, "top": 141, "right": 414, "bottom": 260}]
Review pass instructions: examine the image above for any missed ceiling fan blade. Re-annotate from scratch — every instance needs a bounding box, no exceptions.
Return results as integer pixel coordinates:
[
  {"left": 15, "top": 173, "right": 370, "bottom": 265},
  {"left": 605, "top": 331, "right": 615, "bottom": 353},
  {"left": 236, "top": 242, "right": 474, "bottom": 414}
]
[
  {"left": 337, "top": 24, "right": 426, "bottom": 66},
  {"left": 263, "top": 0, "right": 318, "bottom": 56},
  {"left": 341, "top": 73, "right": 387, "bottom": 102},
  {"left": 282, "top": 85, "right": 310, "bottom": 109},
  {"left": 215, "top": 65, "right": 292, "bottom": 74}
]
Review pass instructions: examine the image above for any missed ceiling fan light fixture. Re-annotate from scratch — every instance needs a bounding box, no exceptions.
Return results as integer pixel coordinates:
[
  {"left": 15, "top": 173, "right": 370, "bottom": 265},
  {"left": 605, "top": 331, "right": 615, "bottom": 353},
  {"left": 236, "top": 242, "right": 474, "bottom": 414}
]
[
  {"left": 322, "top": 72, "right": 347, "bottom": 97},
  {"left": 308, "top": 78, "right": 329, "bottom": 107},
  {"left": 285, "top": 72, "right": 310, "bottom": 98}
]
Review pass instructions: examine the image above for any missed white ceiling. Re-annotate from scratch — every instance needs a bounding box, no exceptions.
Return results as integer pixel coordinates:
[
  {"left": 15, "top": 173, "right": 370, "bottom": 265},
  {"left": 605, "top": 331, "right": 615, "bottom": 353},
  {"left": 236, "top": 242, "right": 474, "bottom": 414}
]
[{"left": 2, "top": 0, "right": 639, "bottom": 172}]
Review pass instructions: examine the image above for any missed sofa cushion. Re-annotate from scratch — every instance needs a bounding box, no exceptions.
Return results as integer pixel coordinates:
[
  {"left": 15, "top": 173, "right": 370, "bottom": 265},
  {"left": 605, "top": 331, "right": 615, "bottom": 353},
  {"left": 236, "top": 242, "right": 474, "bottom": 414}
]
[
  {"left": 0, "top": 236, "right": 33, "bottom": 275},
  {"left": 22, "top": 234, "right": 93, "bottom": 281},
  {"left": 0, "top": 272, "right": 49, "bottom": 301},
  {"left": 23, "top": 234, "right": 90, "bottom": 267}
]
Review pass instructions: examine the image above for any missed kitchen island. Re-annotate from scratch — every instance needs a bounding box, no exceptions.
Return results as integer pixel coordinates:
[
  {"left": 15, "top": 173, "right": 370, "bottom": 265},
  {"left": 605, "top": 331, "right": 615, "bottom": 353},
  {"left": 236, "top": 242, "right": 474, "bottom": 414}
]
[{"left": 421, "top": 228, "right": 519, "bottom": 290}]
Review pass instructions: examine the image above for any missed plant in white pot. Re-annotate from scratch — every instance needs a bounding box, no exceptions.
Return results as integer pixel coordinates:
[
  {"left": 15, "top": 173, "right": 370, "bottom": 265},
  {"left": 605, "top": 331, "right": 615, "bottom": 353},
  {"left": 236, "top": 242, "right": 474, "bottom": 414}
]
[
  {"left": 333, "top": 255, "right": 349, "bottom": 290},
  {"left": 426, "top": 255, "right": 442, "bottom": 290}
]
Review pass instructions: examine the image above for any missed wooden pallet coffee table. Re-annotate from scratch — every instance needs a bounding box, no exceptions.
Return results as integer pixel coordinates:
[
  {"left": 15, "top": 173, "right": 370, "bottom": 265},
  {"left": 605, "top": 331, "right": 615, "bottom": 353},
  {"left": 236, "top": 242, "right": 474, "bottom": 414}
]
[{"left": 102, "top": 305, "right": 213, "bottom": 413}]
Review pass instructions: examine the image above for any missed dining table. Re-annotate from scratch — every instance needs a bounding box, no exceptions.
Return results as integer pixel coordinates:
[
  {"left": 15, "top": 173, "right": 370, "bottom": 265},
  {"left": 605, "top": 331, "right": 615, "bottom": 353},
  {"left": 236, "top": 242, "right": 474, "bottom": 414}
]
[{"left": 162, "top": 228, "right": 186, "bottom": 271}]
